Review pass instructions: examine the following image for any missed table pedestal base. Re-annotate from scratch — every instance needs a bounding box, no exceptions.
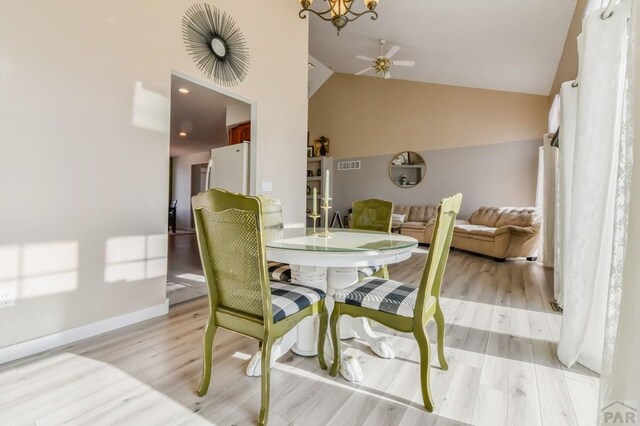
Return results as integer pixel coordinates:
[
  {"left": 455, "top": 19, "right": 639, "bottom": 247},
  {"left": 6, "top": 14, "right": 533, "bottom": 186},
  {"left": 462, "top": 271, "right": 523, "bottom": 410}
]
[{"left": 245, "top": 265, "right": 395, "bottom": 381}]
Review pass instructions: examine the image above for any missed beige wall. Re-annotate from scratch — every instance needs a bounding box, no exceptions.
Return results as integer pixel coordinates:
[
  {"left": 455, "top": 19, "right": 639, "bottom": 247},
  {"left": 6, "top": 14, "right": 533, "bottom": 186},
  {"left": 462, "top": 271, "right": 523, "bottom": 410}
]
[
  {"left": 332, "top": 140, "right": 541, "bottom": 219},
  {"left": 549, "top": 0, "right": 588, "bottom": 97},
  {"left": 309, "top": 73, "right": 549, "bottom": 159},
  {"left": 0, "top": 1, "right": 307, "bottom": 349}
]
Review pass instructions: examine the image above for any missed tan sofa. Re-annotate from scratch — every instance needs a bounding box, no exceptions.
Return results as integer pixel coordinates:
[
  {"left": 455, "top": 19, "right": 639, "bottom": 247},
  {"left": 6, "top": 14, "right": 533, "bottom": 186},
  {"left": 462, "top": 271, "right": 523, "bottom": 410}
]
[
  {"left": 452, "top": 207, "right": 541, "bottom": 261},
  {"left": 393, "top": 205, "right": 438, "bottom": 244}
]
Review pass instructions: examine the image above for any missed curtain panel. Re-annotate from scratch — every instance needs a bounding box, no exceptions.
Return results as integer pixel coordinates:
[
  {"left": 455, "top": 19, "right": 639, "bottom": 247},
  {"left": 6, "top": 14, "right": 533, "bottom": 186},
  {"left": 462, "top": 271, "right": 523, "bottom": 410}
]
[
  {"left": 599, "top": 0, "right": 640, "bottom": 417},
  {"left": 557, "top": 1, "right": 631, "bottom": 374}
]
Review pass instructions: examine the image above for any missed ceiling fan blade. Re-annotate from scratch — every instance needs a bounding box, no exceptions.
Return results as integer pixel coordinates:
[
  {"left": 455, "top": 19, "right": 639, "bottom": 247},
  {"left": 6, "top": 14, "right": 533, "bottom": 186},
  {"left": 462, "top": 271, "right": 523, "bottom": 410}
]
[
  {"left": 355, "top": 67, "right": 373, "bottom": 76},
  {"left": 356, "top": 55, "right": 374, "bottom": 62},
  {"left": 386, "top": 45, "right": 400, "bottom": 59},
  {"left": 392, "top": 60, "right": 415, "bottom": 67}
]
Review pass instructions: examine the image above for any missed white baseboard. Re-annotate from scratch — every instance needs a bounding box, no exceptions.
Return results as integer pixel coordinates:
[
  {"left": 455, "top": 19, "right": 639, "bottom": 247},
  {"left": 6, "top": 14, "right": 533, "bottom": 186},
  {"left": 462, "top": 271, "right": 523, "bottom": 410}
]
[{"left": 0, "top": 299, "right": 169, "bottom": 365}]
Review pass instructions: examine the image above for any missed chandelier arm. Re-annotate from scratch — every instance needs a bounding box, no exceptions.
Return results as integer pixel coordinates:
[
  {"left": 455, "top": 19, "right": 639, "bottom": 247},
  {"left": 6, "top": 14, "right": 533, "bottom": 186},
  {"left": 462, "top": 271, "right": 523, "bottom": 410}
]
[
  {"left": 344, "top": 10, "right": 379, "bottom": 22},
  {"left": 298, "top": 2, "right": 379, "bottom": 31},
  {"left": 299, "top": 7, "right": 337, "bottom": 22}
]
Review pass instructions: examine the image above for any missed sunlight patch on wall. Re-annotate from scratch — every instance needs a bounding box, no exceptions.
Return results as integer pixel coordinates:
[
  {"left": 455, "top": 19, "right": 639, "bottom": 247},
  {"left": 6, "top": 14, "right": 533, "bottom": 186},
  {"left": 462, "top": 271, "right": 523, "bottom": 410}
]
[
  {"left": 132, "top": 81, "right": 169, "bottom": 133},
  {"left": 104, "top": 235, "right": 167, "bottom": 284},
  {"left": 0, "top": 241, "right": 79, "bottom": 307}
]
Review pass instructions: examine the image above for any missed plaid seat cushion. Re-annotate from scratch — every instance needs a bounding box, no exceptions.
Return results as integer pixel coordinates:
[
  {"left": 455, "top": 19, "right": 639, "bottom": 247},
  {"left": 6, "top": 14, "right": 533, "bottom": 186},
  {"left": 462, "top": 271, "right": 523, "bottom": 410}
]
[
  {"left": 357, "top": 265, "right": 384, "bottom": 279},
  {"left": 270, "top": 281, "right": 325, "bottom": 323},
  {"left": 333, "top": 277, "right": 427, "bottom": 318},
  {"left": 268, "top": 261, "right": 292, "bottom": 283}
]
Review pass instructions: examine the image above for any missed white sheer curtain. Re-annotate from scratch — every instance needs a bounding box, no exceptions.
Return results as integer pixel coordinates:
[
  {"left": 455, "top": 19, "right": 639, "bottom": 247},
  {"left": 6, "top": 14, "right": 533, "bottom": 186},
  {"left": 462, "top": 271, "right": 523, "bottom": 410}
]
[
  {"left": 556, "top": 80, "right": 579, "bottom": 309},
  {"left": 599, "top": 0, "right": 640, "bottom": 414},
  {"left": 541, "top": 134, "right": 557, "bottom": 268},
  {"left": 557, "top": 0, "right": 631, "bottom": 374},
  {"left": 539, "top": 96, "right": 561, "bottom": 269}
]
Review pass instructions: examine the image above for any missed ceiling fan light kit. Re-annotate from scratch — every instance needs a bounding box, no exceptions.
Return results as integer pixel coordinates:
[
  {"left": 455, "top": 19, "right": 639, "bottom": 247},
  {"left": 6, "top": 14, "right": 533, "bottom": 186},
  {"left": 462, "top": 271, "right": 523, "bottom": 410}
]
[
  {"left": 299, "top": 0, "right": 379, "bottom": 35},
  {"left": 355, "top": 39, "right": 415, "bottom": 79}
]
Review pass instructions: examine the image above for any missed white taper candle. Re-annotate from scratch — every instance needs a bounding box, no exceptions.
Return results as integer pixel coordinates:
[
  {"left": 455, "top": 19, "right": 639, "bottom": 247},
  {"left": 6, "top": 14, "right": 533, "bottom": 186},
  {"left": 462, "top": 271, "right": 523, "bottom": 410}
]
[
  {"left": 312, "top": 187, "right": 318, "bottom": 214},
  {"left": 325, "top": 169, "right": 330, "bottom": 199}
]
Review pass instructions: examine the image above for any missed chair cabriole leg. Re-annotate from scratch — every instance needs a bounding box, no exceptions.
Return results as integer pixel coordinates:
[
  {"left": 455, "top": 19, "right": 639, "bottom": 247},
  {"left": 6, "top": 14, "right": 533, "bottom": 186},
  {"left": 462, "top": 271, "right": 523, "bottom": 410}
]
[
  {"left": 318, "top": 302, "right": 328, "bottom": 370},
  {"left": 329, "top": 305, "right": 341, "bottom": 377},
  {"left": 434, "top": 306, "right": 448, "bottom": 371},
  {"left": 258, "top": 337, "right": 273, "bottom": 426},
  {"left": 197, "top": 318, "right": 217, "bottom": 396},
  {"left": 414, "top": 325, "right": 435, "bottom": 412}
]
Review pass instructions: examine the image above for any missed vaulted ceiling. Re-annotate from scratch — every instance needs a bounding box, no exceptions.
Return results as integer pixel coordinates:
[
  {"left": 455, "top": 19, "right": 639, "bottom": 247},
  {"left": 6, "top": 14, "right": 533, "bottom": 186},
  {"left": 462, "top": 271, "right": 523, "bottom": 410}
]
[{"left": 308, "top": 0, "right": 577, "bottom": 95}]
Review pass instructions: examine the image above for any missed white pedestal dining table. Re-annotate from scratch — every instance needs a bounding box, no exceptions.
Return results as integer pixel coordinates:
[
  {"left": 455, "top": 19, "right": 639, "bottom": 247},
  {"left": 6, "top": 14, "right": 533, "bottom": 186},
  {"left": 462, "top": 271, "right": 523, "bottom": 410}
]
[{"left": 245, "top": 228, "right": 418, "bottom": 382}]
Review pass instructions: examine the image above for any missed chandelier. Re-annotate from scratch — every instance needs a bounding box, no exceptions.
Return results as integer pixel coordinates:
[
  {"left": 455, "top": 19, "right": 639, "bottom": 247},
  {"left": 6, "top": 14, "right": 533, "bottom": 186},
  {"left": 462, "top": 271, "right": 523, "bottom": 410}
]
[{"left": 299, "top": 0, "right": 379, "bottom": 35}]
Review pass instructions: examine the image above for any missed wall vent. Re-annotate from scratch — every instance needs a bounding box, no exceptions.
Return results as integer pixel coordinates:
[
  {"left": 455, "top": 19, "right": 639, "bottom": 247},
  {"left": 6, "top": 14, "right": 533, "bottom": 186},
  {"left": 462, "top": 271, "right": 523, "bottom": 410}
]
[{"left": 337, "top": 160, "right": 361, "bottom": 171}]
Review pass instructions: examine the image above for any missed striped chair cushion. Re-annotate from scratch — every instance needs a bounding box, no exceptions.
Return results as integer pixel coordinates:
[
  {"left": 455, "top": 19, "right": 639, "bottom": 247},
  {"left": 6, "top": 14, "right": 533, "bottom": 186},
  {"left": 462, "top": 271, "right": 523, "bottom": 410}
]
[
  {"left": 333, "top": 278, "right": 431, "bottom": 318},
  {"left": 268, "top": 261, "right": 292, "bottom": 283},
  {"left": 270, "top": 282, "right": 325, "bottom": 323},
  {"left": 357, "top": 265, "right": 384, "bottom": 279}
]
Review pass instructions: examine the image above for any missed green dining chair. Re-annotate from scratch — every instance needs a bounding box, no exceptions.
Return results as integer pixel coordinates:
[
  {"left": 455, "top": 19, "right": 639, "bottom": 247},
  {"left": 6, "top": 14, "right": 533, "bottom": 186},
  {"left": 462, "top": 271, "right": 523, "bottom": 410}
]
[
  {"left": 351, "top": 198, "right": 394, "bottom": 280},
  {"left": 259, "top": 196, "right": 293, "bottom": 284},
  {"left": 192, "top": 189, "right": 328, "bottom": 426},
  {"left": 329, "top": 193, "right": 462, "bottom": 412}
]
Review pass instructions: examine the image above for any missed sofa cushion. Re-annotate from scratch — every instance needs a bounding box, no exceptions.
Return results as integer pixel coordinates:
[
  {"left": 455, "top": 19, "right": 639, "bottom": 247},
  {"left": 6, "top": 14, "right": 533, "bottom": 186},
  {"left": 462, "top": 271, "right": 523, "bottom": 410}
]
[
  {"left": 495, "top": 207, "right": 541, "bottom": 228},
  {"left": 402, "top": 221, "right": 427, "bottom": 230},
  {"left": 469, "top": 207, "right": 504, "bottom": 227},
  {"left": 407, "top": 205, "right": 437, "bottom": 222},
  {"left": 454, "top": 224, "right": 497, "bottom": 237}
]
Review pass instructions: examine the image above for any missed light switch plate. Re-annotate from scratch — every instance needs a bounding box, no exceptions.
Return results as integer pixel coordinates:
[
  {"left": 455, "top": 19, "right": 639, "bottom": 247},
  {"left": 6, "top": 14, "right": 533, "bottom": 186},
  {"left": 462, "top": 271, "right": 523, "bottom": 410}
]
[
  {"left": 0, "top": 286, "right": 16, "bottom": 308},
  {"left": 261, "top": 181, "right": 273, "bottom": 192}
]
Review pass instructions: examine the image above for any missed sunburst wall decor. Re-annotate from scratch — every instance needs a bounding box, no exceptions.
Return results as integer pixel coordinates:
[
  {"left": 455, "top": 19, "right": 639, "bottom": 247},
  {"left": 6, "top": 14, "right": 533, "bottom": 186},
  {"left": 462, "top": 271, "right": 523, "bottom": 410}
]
[{"left": 182, "top": 4, "right": 250, "bottom": 87}]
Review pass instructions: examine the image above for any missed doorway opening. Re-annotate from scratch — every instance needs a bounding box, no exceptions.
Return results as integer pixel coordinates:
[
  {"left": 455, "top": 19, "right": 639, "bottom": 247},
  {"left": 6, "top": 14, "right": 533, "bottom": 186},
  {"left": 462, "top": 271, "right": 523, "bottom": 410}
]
[{"left": 167, "top": 72, "right": 254, "bottom": 305}]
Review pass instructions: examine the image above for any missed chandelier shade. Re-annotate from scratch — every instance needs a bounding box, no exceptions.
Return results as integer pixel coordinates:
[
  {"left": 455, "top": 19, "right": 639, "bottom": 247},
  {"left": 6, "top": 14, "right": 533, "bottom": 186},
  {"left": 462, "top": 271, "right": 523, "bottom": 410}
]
[{"left": 299, "top": 0, "right": 380, "bottom": 34}]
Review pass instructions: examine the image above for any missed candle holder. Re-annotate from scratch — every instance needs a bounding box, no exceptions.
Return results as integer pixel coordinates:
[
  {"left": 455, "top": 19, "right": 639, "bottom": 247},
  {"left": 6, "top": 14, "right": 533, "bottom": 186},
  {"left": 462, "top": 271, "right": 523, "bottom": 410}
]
[
  {"left": 317, "top": 196, "right": 332, "bottom": 238},
  {"left": 308, "top": 212, "right": 320, "bottom": 235}
]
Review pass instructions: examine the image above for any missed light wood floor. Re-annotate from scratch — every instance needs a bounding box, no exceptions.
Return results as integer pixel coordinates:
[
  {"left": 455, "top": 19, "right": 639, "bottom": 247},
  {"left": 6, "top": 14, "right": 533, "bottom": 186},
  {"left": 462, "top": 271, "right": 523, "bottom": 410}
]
[
  {"left": 166, "top": 234, "right": 208, "bottom": 305},
  {"left": 0, "top": 249, "right": 600, "bottom": 426}
]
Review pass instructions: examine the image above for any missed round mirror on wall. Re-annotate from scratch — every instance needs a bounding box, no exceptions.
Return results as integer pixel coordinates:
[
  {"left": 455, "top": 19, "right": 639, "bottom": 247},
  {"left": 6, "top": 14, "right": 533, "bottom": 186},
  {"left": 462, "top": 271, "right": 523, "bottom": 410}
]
[
  {"left": 389, "top": 151, "right": 426, "bottom": 188},
  {"left": 210, "top": 37, "right": 228, "bottom": 58}
]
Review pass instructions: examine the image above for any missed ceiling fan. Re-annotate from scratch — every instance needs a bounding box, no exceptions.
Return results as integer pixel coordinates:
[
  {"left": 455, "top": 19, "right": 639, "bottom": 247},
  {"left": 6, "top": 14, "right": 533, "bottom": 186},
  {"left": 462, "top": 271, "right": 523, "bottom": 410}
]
[{"left": 355, "top": 39, "right": 415, "bottom": 79}]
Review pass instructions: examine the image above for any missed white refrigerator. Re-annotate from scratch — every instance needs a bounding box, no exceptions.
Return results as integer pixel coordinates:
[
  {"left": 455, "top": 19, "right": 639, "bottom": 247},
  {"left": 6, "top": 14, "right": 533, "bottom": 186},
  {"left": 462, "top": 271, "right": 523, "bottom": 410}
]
[{"left": 206, "top": 142, "right": 250, "bottom": 194}]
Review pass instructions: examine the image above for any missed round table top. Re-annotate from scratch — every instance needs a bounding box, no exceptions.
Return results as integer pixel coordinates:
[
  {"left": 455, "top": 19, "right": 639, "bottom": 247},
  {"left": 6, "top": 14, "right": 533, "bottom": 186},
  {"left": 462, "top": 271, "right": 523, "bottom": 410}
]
[{"left": 266, "top": 228, "right": 418, "bottom": 268}]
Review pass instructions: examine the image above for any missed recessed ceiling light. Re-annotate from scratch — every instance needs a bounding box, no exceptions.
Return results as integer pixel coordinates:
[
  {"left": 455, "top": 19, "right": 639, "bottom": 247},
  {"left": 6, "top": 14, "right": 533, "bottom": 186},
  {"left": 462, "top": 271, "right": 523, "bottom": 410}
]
[
  {"left": 179, "top": 131, "right": 187, "bottom": 137},
  {"left": 178, "top": 88, "right": 189, "bottom": 94}
]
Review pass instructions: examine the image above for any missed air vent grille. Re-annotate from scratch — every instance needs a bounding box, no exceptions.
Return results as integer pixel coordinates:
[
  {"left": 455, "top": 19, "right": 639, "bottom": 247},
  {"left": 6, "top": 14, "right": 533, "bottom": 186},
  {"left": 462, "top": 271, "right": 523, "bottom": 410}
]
[{"left": 337, "top": 160, "right": 361, "bottom": 171}]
